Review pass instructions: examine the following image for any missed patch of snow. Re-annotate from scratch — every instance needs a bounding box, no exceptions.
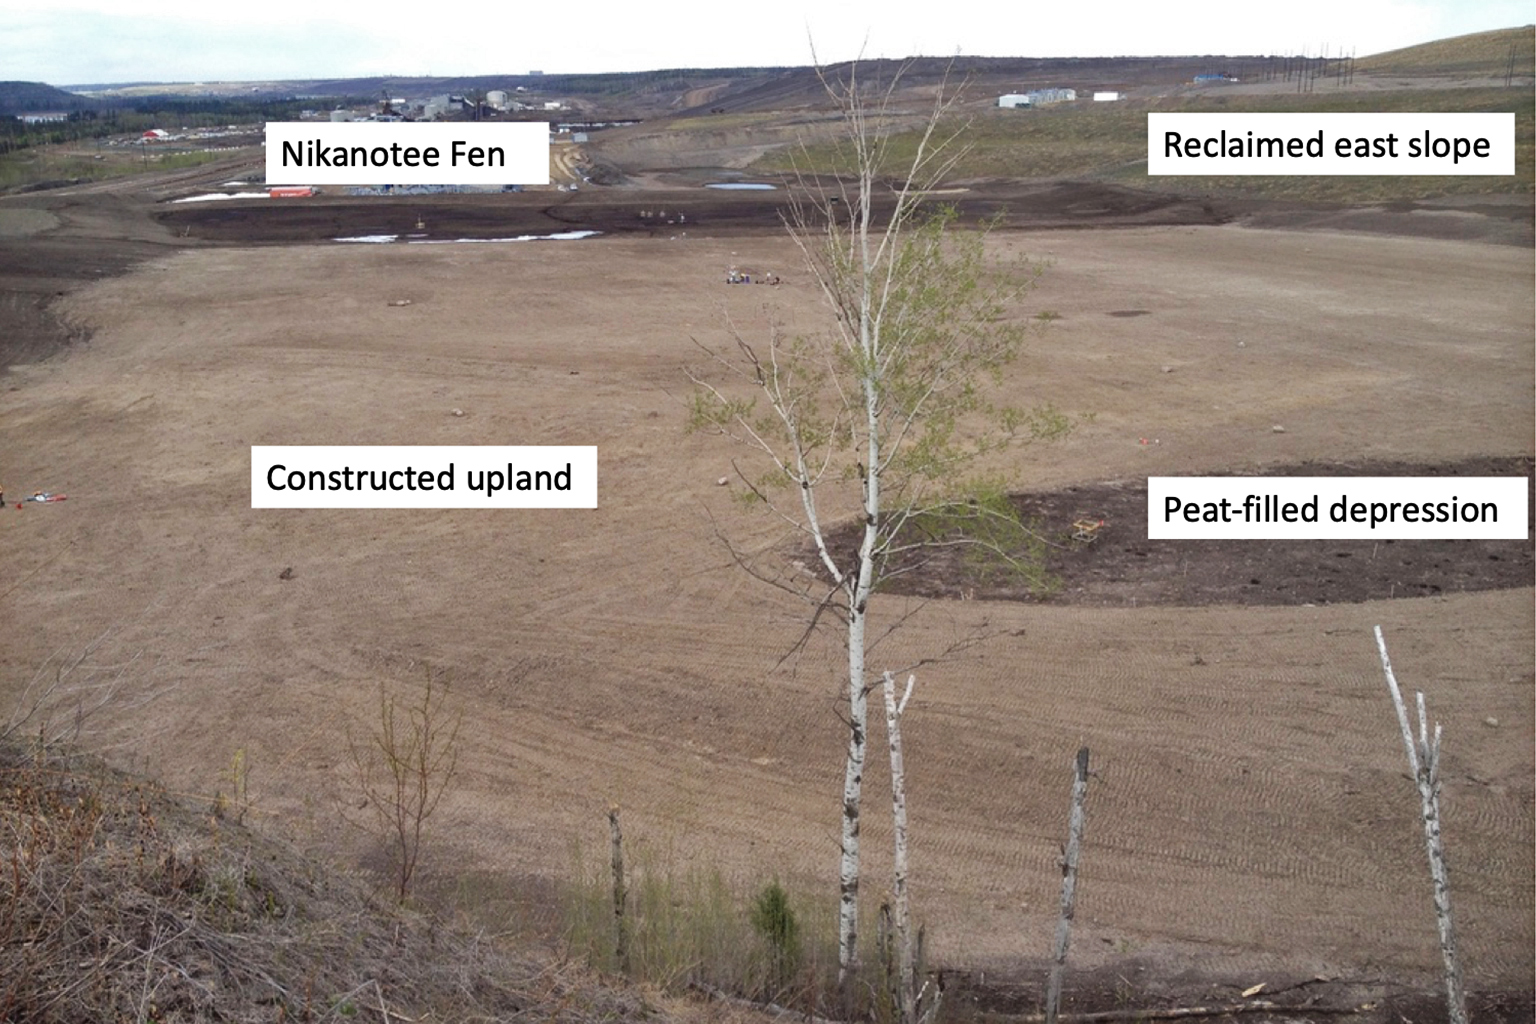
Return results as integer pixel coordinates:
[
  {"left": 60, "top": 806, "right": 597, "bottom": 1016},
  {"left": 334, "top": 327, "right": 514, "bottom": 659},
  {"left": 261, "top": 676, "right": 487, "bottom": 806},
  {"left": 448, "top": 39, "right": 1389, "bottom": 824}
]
[
  {"left": 171, "top": 191, "right": 269, "bottom": 203},
  {"left": 405, "top": 230, "right": 601, "bottom": 244}
]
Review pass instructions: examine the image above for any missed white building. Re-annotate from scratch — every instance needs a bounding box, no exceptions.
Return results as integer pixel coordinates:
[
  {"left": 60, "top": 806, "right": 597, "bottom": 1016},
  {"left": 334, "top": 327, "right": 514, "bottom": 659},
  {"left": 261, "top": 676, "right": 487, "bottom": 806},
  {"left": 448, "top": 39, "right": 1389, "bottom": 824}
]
[
  {"left": 1029, "top": 88, "right": 1076, "bottom": 104},
  {"left": 1000, "top": 89, "right": 1077, "bottom": 109},
  {"left": 1093, "top": 91, "right": 1123, "bottom": 102}
]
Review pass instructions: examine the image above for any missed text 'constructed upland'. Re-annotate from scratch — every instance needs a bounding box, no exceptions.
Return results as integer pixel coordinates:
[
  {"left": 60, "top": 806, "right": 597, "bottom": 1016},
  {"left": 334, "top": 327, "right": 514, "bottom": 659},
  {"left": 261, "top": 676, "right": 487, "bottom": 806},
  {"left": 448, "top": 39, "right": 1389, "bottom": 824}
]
[{"left": 251, "top": 446, "right": 596, "bottom": 508}]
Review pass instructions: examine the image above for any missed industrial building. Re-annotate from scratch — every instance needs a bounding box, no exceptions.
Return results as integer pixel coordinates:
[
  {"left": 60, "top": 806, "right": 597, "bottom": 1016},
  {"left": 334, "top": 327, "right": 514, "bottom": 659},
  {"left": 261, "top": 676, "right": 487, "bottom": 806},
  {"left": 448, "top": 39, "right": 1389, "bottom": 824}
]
[{"left": 997, "top": 88, "right": 1077, "bottom": 109}]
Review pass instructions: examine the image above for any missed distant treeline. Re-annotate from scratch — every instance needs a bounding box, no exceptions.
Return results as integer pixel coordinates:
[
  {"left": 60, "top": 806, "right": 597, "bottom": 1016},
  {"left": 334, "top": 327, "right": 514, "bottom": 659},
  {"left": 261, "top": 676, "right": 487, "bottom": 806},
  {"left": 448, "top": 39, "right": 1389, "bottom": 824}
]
[
  {"left": 514, "top": 66, "right": 786, "bottom": 96},
  {"left": 293, "top": 66, "right": 788, "bottom": 101},
  {"left": 0, "top": 97, "right": 340, "bottom": 153}
]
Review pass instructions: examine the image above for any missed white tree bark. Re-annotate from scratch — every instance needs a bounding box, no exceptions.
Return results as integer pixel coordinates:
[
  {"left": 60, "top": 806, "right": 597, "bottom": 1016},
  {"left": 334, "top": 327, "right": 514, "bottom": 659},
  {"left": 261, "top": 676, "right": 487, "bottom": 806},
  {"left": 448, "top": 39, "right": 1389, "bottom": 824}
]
[
  {"left": 882, "top": 672, "right": 916, "bottom": 1024},
  {"left": 1045, "top": 747, "right": 1090, "bottom": 1024},
  {"left": 1374, "top": 626, "right": 1467, "bottom": 1024},
  {"left": 838, "top": 613, "right": 867, "bottom": 985},
  {"left": 838, "top": 117, "right": 889, "bottom": 986}
]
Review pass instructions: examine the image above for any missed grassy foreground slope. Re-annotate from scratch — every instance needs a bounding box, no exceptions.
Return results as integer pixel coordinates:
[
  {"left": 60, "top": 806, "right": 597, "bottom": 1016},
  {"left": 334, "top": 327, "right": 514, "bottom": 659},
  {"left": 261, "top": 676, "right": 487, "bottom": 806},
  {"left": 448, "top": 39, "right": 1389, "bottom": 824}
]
[{"left": 0, "top": 741, "right": 652, "bottom": 1023}]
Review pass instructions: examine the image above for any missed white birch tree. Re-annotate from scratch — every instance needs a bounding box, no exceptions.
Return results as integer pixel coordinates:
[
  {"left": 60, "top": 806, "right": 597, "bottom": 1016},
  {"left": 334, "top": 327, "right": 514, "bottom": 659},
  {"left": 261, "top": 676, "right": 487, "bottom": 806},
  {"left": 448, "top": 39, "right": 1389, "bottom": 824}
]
[
  {"left": 881, "top": 672, "right": 915, "bottom": 1023},
  {"left": 881, "top": 671, "right": 941, "bottom": 1024},
  {"left": 1374, "top": 626, "right": 1467, "bottom": 1024},
  {"left": 688, "top": 60, "right": 1065, "bottom": 988}
]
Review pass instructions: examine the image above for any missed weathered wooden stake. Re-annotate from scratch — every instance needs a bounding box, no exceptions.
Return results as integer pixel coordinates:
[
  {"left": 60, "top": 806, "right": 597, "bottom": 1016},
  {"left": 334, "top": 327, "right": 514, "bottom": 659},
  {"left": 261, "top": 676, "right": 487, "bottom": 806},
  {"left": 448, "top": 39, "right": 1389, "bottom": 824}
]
[
  {"left": 1374, "top": 626, "right": 1468, "bottom": 1024},
  {"left": 608, "top": 804, "right": 630, "bottom": 975},
  {"left": 878, "top": 898, "right": 894, "bottom": 997},
  {"left": 1045, "top": 746, "right": 1090, "bottom": 1024}
]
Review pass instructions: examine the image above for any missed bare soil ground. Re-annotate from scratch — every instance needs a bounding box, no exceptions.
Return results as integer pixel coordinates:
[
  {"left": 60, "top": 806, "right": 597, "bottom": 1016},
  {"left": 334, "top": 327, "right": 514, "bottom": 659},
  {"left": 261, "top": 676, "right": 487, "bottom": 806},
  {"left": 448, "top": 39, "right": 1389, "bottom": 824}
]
[
  {"left": 148, "top": 180, "right": 1536, "bottom": 248},
  {"left": 0, "top": 178, "right": 1531, "bottom": 1019}
]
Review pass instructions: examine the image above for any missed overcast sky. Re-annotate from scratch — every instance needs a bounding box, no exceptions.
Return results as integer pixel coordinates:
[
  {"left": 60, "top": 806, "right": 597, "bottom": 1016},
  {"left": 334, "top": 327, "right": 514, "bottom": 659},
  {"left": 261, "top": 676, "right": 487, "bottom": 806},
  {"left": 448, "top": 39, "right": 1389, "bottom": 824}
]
[{"left": 5, "top": 0, "right": 1530, "bottom": 87}]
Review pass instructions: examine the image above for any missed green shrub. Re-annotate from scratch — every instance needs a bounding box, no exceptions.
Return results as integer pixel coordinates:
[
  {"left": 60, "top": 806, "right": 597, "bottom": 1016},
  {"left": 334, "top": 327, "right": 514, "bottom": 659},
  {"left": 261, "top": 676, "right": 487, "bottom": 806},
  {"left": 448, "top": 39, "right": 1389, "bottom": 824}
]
[{"left": 750, "top": 880, "right": 802, "bottom": 994}]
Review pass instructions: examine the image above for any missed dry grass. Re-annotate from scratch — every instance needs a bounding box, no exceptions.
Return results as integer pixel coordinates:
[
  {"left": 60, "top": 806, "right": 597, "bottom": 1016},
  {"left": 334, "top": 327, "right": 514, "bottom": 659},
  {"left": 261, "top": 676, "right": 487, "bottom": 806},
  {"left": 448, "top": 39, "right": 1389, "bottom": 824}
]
[
  {"left": 563, "top": 842, "right": 839, "bottom": 1007},
  {"left": 751, "top": 87, "right": 1534, "bottom": 203},
  {"left": 560, "top": 839, "right": 925, "bottom": 1020},
  {"left": 1124, "top": 88, "right": 1535, "bottom": 203},
  {"left": 0, "top": 145, "right": 232, "bottom": 192},
  {"left": 1357, "top": 26, "right": 1535, "bottom": 79},
  {"left": 0, "top": 740, "right": 660, "bottom": 1023}
]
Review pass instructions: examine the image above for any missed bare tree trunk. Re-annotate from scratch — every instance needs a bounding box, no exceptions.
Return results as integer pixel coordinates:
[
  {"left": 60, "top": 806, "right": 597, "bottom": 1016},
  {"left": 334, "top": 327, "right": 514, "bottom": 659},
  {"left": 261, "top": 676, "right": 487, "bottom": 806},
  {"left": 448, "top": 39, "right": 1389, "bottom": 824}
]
[
  {"left": 1046, "top": 747, "right": 1090, "bottom": 1024},
  {"left": 609, "top": 805, "right": 630, "bottom": 976},
  {"left": 839, "top": 602, "right": 869, "bottom": 989},
  {"left": 1373, "top": 627, "right": 1467, "bottom": 1024},
  {"left": 882, "top": 672, "right": 916, "bottom": 1024}
]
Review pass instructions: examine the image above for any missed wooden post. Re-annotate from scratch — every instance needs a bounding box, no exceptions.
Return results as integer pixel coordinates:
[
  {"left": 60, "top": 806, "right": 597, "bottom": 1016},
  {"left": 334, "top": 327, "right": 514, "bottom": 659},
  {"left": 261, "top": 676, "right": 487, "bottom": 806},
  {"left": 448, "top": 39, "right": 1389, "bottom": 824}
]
[
  {"left": 1045, "top": 747, "right": 1090, "bottom": 1024},
  {"left": 608, "top": 805, "right": 630, "bottom": 975},
  {"left": 1374, "top": 627, "right": 1468, "bottom": 1024},
  {"left": 877, "top": 900, "right": 893, "bottom": 982},
  {"left": 878, "top": 898, "right": 895, "bottom": 1018}
]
